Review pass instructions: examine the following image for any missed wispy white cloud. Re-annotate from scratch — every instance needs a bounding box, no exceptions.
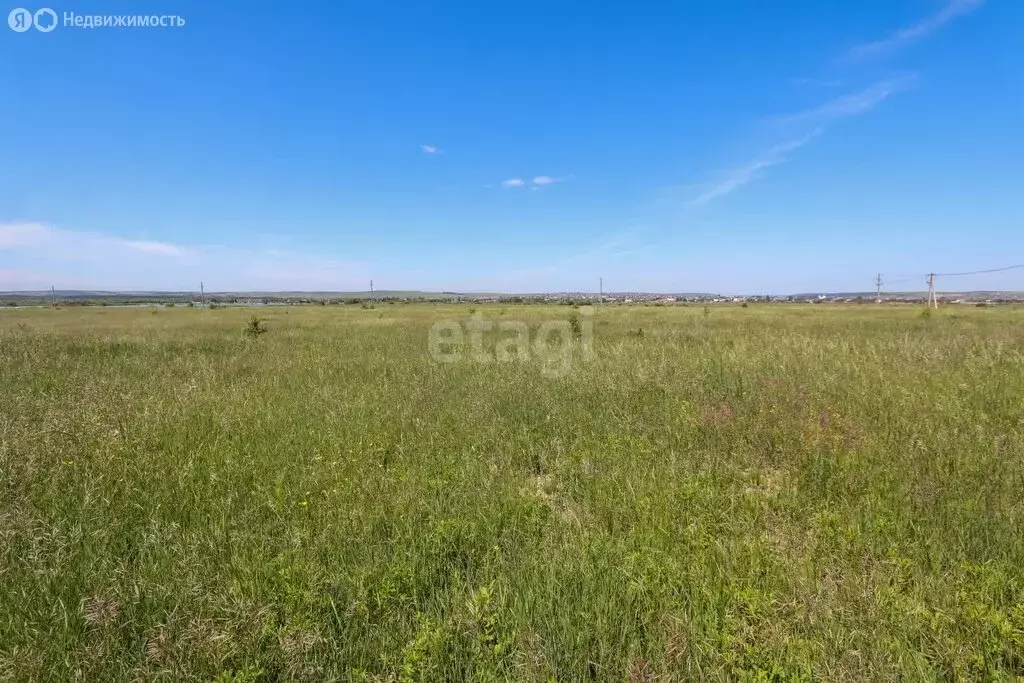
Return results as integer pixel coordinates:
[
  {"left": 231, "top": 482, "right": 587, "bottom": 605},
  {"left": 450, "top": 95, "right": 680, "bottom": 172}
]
[
  {"left": 122, "top": 239, "right": 189, "bottom": 256},
  {"left": 420, "top": 144, "right": 440, "bottom": 154},
  {"left": 773, "top": 74, "right": 917, "bottom": 127},
  {"left": 532, "top": 175, "right": 565, "bottom": 186},
  {"left": 500, "top": 175, "right": 571, "bottom": 189},
  {"left": 0, "top": 222, "right": 191, "bottom": 258},
  {"left": 0, "top": 223, "right": 48, "bottom": 249},
  {"left": 0, "top": 268, "right": 56, "bottom": 291},
  {"left": 0, "top": 222, "right": 374, "bottom": 291},
  {"left": 686, "top": 129, "right": 822, "bottom": 207},
  {"left": 498, "top": 231, "right": 639, "bottom": 285},
  {"left": 685, "top": 75, "right": 915, "bottom": 207},
  {"left": 845, "top": 0, "right": 984, "bottom": 61}
]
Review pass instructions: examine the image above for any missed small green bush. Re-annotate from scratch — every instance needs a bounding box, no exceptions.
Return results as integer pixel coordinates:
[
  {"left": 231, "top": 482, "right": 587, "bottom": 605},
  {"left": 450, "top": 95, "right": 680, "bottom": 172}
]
[
  {"left": 244, "top": 316, "right": 267, "bottom": 337},
  {"left": 569, "top": 313, "right": 582, "bottom": 339}
]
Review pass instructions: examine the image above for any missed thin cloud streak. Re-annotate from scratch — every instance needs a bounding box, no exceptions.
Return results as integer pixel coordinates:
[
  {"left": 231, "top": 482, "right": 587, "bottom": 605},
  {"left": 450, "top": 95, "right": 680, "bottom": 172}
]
[
  {"left": 686, "top": 129, "right": 822, "bottom": 207},
  {"left": 845, "top": 0, "right": 984, "bottom": 61},
  {"left": 123, "top": 240, "right": 189, "bottom": 256},
  {"left": 502, "top": 176, "right": 572, "bottom": 188},
  {"left": 0, "top": 222, "right": 374, "bottom": 291},
  {"left": 0, "top": 222, "right": 190, "bottom": 258},
  {"left": 497, "top": 230, "right": 641, "bottom": 286},
  {"left": 773, "top": 74, "right": 917, "bottom": 127},
  {"left": 420, "top": 144, "right": 440, "bottom": 154},
  {"left": 686, "top": 75, "right": 914, "bottom": 207}
]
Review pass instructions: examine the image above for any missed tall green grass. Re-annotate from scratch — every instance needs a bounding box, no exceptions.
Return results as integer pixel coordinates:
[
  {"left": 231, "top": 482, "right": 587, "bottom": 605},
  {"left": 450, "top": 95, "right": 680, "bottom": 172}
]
[{"left": 1, "top": 304, "right": 1022, "bottom": 680}]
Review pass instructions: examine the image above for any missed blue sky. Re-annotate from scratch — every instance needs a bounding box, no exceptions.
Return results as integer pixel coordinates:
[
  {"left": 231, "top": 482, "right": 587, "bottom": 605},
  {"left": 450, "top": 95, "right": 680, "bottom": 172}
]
[{"left": 2, "top": 0, "right": 1021, "bottom": 293}]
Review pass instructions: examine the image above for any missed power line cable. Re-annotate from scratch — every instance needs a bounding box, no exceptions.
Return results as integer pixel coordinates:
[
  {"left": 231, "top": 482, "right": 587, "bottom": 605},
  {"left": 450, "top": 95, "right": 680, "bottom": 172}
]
[
  {"left": 876, "top": 265, "right": 1023, "bottom": 287},
  {"left": 932, "top": 264, "right": 1024, "bottom": 278}
]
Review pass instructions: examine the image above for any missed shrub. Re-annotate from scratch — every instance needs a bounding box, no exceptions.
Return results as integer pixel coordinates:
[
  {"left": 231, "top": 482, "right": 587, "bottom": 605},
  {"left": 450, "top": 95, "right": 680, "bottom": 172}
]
[
  {"left": 568, "top": 313, "right": 582, "bottom": 339},
  {"left": 244, "top": 316, "right": 267, "bottom": 337}
]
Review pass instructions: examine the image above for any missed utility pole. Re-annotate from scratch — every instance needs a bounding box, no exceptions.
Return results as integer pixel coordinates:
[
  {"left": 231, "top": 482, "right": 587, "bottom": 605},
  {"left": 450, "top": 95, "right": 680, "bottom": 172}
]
[
  {"left": 200, "top": 281, "right": 205, "bottom": 308},
  {"left": 370, "top": 280, "right": 374, "bottom": 295},
  {"left": 599, "top": 277, "right": 603, "bottom": 305},
  {"left": 875, "top": 273, "right": 883, "bottom": 303},
  {"left": 927, "top": 273, "right": 937, "bottom": 309},
  {"left": 51, "top": 285, "right": 56, "bottom": 308}
]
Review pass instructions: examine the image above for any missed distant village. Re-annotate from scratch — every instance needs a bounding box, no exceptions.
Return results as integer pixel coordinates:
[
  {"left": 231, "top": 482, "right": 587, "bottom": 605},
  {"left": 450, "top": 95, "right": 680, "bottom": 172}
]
[
  {"left": 465, "top": 292, "right": 1024, "bottom": 305},
  {"left": 5, "top": 289, "right": 1023, "bottom": 308}
]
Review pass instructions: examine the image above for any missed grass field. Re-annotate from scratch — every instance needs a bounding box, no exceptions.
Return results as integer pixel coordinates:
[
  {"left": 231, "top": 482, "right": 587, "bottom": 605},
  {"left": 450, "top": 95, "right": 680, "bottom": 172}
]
[{"left": 1, "top": 303, "right": 1023, "bottom": 681}]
